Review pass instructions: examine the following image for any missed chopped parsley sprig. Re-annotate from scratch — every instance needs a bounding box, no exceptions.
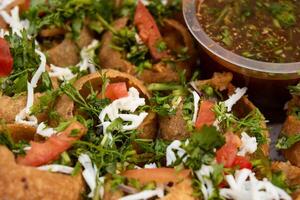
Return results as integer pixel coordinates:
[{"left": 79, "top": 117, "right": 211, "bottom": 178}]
[{"left": 1, "top": 31, "right": 41, "bottom": 96}]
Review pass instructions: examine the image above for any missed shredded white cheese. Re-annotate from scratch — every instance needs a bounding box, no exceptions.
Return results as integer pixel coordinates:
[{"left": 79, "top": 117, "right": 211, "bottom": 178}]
[
  {"left": 135, "top": 33, "right": 143, "bottom": 45},
  {"left": 224, "top": 87, "right": 247, "bottom": 112},
  {"left": 15, "top": 49, "right": 47, "bottom": 126},
  {"left": 237, "top": 132, "right": 257, "bottom": 156},
  {"left": 99, "top": 87, "right": 148, "bottom": 136},
  {"left": 31, "top": 49, "right": 46, "bottom": 87},
  {"left": 77, "top": 39, "right": 99, "bottom": 73},
  {"left": 195, "top": 165, "right": 215, "bottom": 200},
  {"left": 166, "top": 140, "right": 187, "bottom": 166},
  {"left": 36, "top": 122, "right": 57, "bottom": 137},
  {"left": 220, "top": 169, "right": 291, "bottom": 200},
  {"left": 37, "top": 164, "right": 74, "bottom": 174},
  {"left": 15, "top": 108, "right": 38, "bottom": 127},
  {"left": 49, "top": 64, "right": 76, "bottom": 81},
  {"left": 0, "top": 6, "right": 29, "bottom": 36},
  {"left": 140, "top": 0, "right": 167, "bottom": 6},
  {"left": 0, "top": 0, "right": 14, "bottom": 10},
  {"left": 119, "top": 112, "right": 148, "bottom": 130},
  {"left": 119, "top": 186, "right": 164, "bottom": 200},
  {"left": 192, "top": 91, "right": 200, "bottom": 124},
  {"left": 144, "top": 163, "right": 157, "bottom": 169},
  {"left": 79, "top": 154, "right": 104, "bottom": 198}
]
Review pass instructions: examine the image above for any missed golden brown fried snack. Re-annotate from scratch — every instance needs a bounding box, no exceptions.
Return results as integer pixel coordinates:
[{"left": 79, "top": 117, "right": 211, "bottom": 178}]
[
  {"left": 159, "top": 101, "right": 190, "bottom": 140},
  {"left": 47, "top": 38, "right": 80, "bottom": 67},
  {"left": 281, "top": 115, "right": 300, "bottom": 167},
  {"left": 99, "top": 17, "right": 196, "bottom": 83},
  {"left": 0, "top": 124, "right": 36, "bottom": 142},
  {"left": 159, "top": 72, "right": 269, "bottom": 156},
  {"left": 55, "top": 69, "right": 157, "bottom": 140},
  {"left": 99, "top": 17, "right": 135, "bottom": 74},
  {"left": 0, "top": 94, "right": 47, "bottom": 124},
  {"left": 104, "top": 168, "right": 195, "bottom": 200},
  {"left": 0, "top": 146, "right": 84, "bottom": 200},
  {"left": 159, "top": 72, "right": 233, "bottom": 141},
  {"left": 160, "top": 179, "right": 195, "bottom": 200},
  {"left": 272, "top": 162, "right": 300, "bottom": 200},
  {"left": 76, "top": 26, "right": 94, "bottom": 49}
]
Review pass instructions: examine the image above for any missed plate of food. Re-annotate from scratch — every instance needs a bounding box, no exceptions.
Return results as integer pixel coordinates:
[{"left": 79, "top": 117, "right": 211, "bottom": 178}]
[{"left": 0, "top": 0, "right": 299, "bottom": 200}]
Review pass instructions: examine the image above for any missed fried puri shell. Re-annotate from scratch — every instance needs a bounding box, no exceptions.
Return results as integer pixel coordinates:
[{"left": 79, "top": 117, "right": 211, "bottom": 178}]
[
  {"left": 47, "top": 38, "right": 80, "bottom": 67},
  {"left": 281, "top": 115, "right": 300, "bottom": 167},
  {"left": 0, "top": 93, "right": 47, "bottom": 124},
  {"left": 99, "top": 17, "right": 136, "bottom": 74},
  {"left": 0, "top": 124, "right": 36, "bottom": 142},
  {"left": 159, "top": 72, "right": 270, "bottom": 157},
  {"left": 99, "top": 17, "right": 196, "bottom": 83},
  {"left": 0, "top": 146, "right": 84, "bottom": 200},
  {"left": 159, "top": 101, "right": 190, "bottom": 140},
  {"left": 55, "top": 69, "right": 157, "bottom": 140},
  {"left": 272, "top": 162, "right": 300, "bottom": 199},
  {"left": 159, "top": 72, "right": 233, "bottom": 141},
  {"left": 105, "top": 168, "right": 195, "bottom": 200}
]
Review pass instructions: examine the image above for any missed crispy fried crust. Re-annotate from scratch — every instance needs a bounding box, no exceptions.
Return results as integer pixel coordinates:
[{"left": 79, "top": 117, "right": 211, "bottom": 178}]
[
  {"left": 160, "top": 179, "right": 196, "bottom": 200},
  {"left": 99, "top": 17, "right": 136, "bottom": 74},
  {"left": 55, "top": 69, "right": 157, "bottom": 139},
  {"left": 158, "top": 72, "right": 270, "bottom": 157},
  {"left": 0, "top": 94, "right": 47, "bottom": 124},
  {"left": 47, "top": 38, "right": 79, "bottom": 67},
  {"left": 0, "top": 124, "right": 36, "bottom": 142},
  {"left": 0, "top": 146, "right": 84, "bottom": 200},
  {"left": 76, "top": 26, "right": 94, "bottom": 49},
  {"left": 272, "top": 162, "right": 300, "bottom": 199},
  {"left": 105, "top": 169, "right": 195, "bottom": 200},
  {"left": 281, "top": 115, "right": 300, "bottom": 167},
  {"left": 99, "top": 17, "right": 196, "bottom": 83},
  {"left": 159, "top": 101, "right": 190, "bottom": 140}
]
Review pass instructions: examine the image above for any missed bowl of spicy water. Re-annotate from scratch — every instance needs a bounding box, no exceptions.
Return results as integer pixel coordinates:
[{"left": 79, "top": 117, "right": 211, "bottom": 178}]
[{"left": 183, "top": 0, "right": 300, "bottom": 121}]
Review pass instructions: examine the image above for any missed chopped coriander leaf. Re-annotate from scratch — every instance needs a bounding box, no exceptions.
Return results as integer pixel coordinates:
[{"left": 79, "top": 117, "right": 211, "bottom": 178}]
[
  {"left": 24, "top": 0, "right": 114, "bottom": 37},
  {"left": 111, "top": 27, "right": 152, "bottom": 73},
  {"left": 213, "top": 103, "right": 267, "bottom": 145},
  {"left": 146, "top": 0, "right": 181, "bottom": 24},
  {"left": 106, "top": 118, "right": 123, "bottom": 133},
  {"left": 2, "top": 31, "right": 40, "bottom": 96},
  {"left": 0, "top": 132, "right": 29, "bottom": 156},
  {"left": 70, "top": 129, "right": 80, "bottom": 137},
  {"left": 182, "top": 126, "right": 225, "bottom": 170},
  {"left": 30, "top": 90, "right": 60, "bottom": 115},
  {"left": 156, "top": 40, "right": 167, "bottom": 53},
  {"left": 150, "top": 93, "right": 179, "bottom": 116},
  {"left": 271, "top": 171, "right": 291, "bottom": 194},
  {"left": 60, "top": 82, "right": 110, "bottom": 118},
  {"left": 288, "top": 83, "right": 300, "bottom": 96},
  {"left": 268, "top": 2, "right": 296, "bottom": 28},
  {"left": 276, "top": 134, "right": 300, "bottom": 150},
  {"left": 135, "top": 138, "right": 170, "bottom": 164},
  {"left": 182, "top": 94, "right": 195, "bottom": 132}
]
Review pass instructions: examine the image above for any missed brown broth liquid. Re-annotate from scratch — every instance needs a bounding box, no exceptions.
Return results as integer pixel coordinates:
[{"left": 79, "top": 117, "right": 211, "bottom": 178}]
[{"left": 197, "top": 0, "right": 300, "bottom": 63}]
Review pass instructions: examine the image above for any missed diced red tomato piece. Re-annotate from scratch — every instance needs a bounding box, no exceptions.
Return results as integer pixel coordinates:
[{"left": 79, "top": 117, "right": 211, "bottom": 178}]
[
  {"left": 17, "top": 122, "right": 86, "bottom": 167},
  {"left": 134, "top": 0, "right": 169, "bottom": 60},
  {"left": 123, "top": 168, "right": 190, "bottom": 184},
  {"left": 0, "top": 38, "right": 13, "bottom": 77},
  {"left": 23, "top": 0, "right": 31, "bottom": 10},
  {"left": 105, "top": 82, "right": 128, "bottom": 101},
  {"left": 225, "top": 132, "right": 242, "bottom": 148},
  {"left": 232, "top": 156, "right": 252, "bottom": 169},
  {"left": 195, "top": 100, "right": 216, "bottom": 129},
  {"left": 216, "top": 142, "right": 237, "bottom": 168}
]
